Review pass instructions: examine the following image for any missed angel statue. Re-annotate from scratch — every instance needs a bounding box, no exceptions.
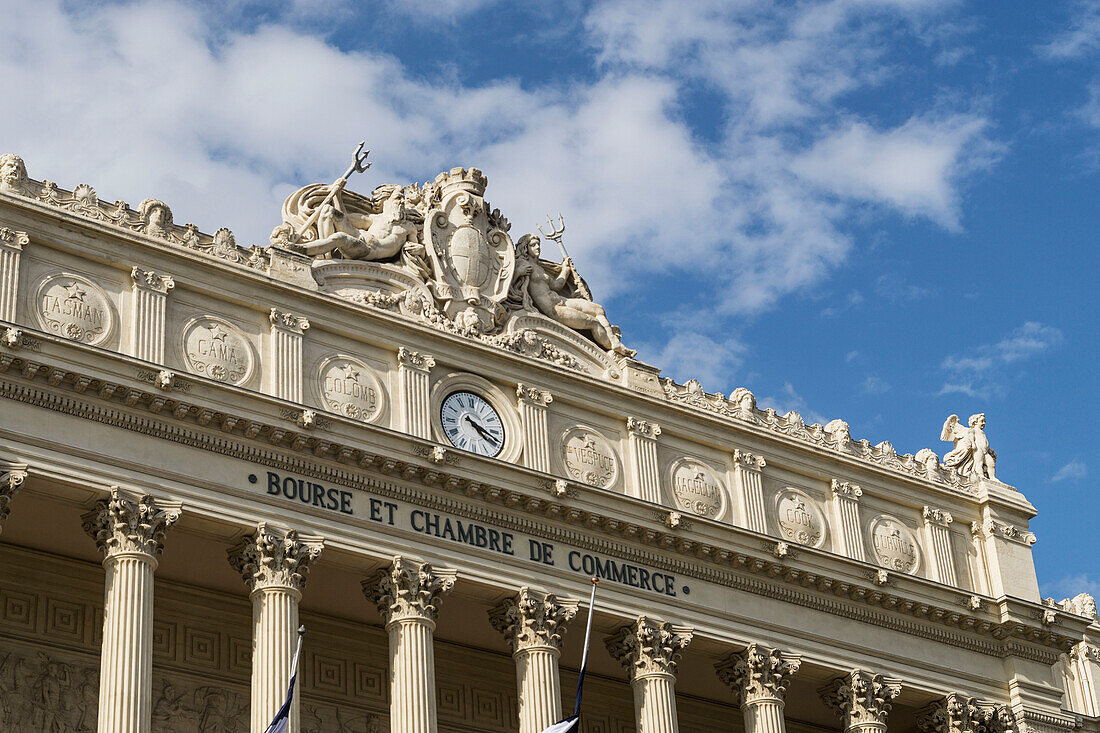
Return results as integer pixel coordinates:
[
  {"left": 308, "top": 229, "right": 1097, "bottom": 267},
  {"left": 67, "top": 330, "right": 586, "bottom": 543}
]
[
  {"left": 508, "top": 234, "right": 634, "bottom": 356},
  {"left": 940, "top": 413, "right": 997, "bottom": 483}
]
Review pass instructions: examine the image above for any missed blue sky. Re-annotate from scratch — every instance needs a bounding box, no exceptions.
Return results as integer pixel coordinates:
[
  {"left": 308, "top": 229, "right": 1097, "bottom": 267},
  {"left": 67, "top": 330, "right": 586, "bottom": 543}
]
[{"left": 0, "top": 0, "right": 1095, "bottom": 598}]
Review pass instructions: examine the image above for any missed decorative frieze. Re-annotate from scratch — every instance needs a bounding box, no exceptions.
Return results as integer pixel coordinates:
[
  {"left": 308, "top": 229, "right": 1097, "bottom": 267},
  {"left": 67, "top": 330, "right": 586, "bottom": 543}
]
[
  {"left": 0, "top": 461, "right": 28, "bottom": 533},
  {"left": 228, "top": 522, "right": 324, "bottom": 594},
  {"left": 82, "top": 486, "right": 183, "bottom": 559},
  {"left": 820, "top": 670, "right": 902, "bottom": 732},
  {"left": 716, "top": 643, "right": 801, "bottom": 706},
  {"left": 366, "top": 555, "right": 457, "bottom": 625},
  {"left": 489, "top": 586, "right": 578, "bottom": 654}
]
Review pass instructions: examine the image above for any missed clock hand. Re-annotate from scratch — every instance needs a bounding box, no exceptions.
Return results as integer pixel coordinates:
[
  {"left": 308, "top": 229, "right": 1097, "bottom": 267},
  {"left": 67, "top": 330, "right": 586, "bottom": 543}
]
[{"left": 463, "top": 414, "right": 499, "bottom": 445}]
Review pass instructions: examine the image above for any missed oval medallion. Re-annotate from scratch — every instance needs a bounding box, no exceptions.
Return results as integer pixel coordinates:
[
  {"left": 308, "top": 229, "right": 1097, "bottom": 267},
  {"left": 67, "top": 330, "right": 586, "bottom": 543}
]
[
  {"left": 775, "top": 489, "right": 826, "bottom": 547},
  {"left": 669, "top": 459, "right": 725, "bottom": 518},
  {"left": 560, "top": 427, "right": 619, "bottom": 488},
  {"left": 317, "top": 356, "right": 384, "bottom": 423},
  {"left": 869, "top": 516, "right": 920, "bottom": 573},
  {"left": 34, "top": 274, "right": 113, "bottom": 345},
  {"left": 181, "top": 317, "right": 254, "bottom": 385}
]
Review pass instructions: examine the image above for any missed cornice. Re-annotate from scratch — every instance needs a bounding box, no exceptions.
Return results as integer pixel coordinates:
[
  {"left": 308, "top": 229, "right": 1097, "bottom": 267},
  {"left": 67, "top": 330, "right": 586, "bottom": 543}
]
[
  {"left": 0, "top": 325, "right": 1081, "bottom": 663},
  {"left": 0, "top": 184, "right": 1026, "bottom": 511}
]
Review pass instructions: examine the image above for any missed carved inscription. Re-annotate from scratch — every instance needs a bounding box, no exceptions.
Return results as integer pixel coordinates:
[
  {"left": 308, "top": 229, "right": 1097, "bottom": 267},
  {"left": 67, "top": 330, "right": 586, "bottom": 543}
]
[
  {"left": 669, "top": 459, "right": 725, "bottom": 518},
  {"left": 182, "top": 318, "right": 253, "bottom": 384},
  {"left": 318, "top": 356, "right": 383, "bottom": 422},
  {"left": 34, "top": 274, "right": 112, "bottom": 345},
  {"left": 870, "top": 516, "right": 920, "bottom": 573},
  {"left": 560, "top": 427, "right": 618, "bottom": 488},
  {"left": 775, "top": 489, "right": 825, "bottom": 547}
]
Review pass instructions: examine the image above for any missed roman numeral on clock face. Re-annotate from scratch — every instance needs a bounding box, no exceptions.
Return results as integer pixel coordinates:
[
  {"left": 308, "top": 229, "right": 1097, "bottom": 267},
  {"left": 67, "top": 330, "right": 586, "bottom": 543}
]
[{"left": 440, "top": 391, "right": 505, "bottom": 457}]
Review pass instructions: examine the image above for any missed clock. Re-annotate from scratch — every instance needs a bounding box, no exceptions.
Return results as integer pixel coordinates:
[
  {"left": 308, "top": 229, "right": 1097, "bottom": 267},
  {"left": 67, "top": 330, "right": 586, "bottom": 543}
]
[{"left": 440, "top": 391, "right": 505, "bottom": 457}]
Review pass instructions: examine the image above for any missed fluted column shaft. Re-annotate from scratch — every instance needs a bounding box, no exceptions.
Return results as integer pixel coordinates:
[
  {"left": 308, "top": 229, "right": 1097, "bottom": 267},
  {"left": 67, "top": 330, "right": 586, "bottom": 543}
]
[
  {"left": 627, "top": 418, "right": 662, "bottom": 504},
  {"left": 269, "top": 309, "right": 310, "bottom": 403},
  {"left": 923, "top": 506, "right": 958, "bottom": 586},
  {"left": 129, "top": 267, "right": 174, "bottom": 363},
  {"left": 743, "top": 697, "right": 786, "bottom": 733},
  {"left": 366, "top": 556, "right": 457, "bottom": 733},
  {"left": 398, "top": 348, "right": 435, "bottom": 439},
  {"left": 606, "top": 616, "right": 693, "bottom": 733},
  {"left": 734, "top": 451, "right": 768, "bottom": 533},
  {"left": 229, "top": 522, "right": 324, "bottom": 733},
  {"left": 517, "top": 385, "right": 553, "bottom": 473},
  {"left": 83, "top": 488, "right": 181, "bottom": 733},
  {"left": 0, "top": 229, "right": 28, "bottom": 321},
  {"left": 717, "top": 643, "right": 801, "bottom": 733},
  {"left": 831, "top": 480, "right": 866, "bottom": 561},
  {"left": 490, "top": 587, "right": 578, "bottom": 733}
]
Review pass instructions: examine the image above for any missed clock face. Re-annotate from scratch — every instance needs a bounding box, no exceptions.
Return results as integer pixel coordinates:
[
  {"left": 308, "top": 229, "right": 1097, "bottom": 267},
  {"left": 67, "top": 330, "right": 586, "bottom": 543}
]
[{"left": 440, "top": 391, "right": 505, "bottom": 457}]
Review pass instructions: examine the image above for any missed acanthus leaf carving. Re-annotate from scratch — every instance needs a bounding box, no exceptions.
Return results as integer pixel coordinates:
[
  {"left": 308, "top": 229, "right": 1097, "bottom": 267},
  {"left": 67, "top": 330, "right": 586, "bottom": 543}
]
[
  {"left": 716, "top": 643, "right": 801, "bottom": 706},
  {"left": 819, "top": 670, "right": 902, "bottom": 728},
  {"left": 605, "top": 615, "right": 693, "bottom": 680},
  {"left": 228, "top": 522, "right": 324, "bottom": 593},
  {"left": 0, "top": 464, "right": 28, "bottom": 531},
  {"left": 489, "top": 587, "right": 578, "bottom": 653},
  {"left": 365, "top": 555, "right": 456, "bottom": 624},
  {"left": 81, "top": 486, "right": 182, "bottom": 558}
]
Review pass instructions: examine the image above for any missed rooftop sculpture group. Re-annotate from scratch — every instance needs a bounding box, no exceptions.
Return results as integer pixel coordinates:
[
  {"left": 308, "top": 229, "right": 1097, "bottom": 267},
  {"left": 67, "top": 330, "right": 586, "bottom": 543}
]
[{"left": 0, "top": 149, "right": 1007, "bottom": 494}]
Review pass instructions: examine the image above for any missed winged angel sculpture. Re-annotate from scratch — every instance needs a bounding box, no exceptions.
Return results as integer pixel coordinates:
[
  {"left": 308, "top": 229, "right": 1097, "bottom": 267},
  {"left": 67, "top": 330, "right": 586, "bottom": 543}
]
[
  {"left": 940, "top": 413, "right": 997, "bottom": 483},
  {"left": 270, "top": 144, "right": 634, "bottom": 360}
]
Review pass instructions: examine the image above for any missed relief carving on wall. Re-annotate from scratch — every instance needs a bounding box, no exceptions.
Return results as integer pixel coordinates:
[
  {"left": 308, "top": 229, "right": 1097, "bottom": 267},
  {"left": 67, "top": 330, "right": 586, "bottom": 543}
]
[
  {"left": 560, "top": 426, "right": 619, "bottom": 489},
  {"left": 774, "top": 489, "right": 826, "bottom": 548},
  {"left": 33, "top": 274, "right": 113, "bottom": 346},
  {"left": 668, "top": 459, "right": 725, "bottom": 519},
  {"left": 869, "top": 516, "right": 920, "bottom": 574},
  {"left": 180, "top": 317, "right": 254, "bottom": 385},
  {"left": 317, "top": 355, "right": 384, "bottom": 423}
]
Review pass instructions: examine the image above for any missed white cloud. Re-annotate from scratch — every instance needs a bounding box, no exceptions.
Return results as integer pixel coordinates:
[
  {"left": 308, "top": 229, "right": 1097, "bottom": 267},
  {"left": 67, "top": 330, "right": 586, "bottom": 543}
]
[
  {"left": 644, "top": 331, "right": 747, "bottom": 393},
  {"left": 1051, "top": 460, "right": 1088, "bottom": 483},
  {"left": 940, "top": 322, "right": 1063, "bottom": 398},
  {"left": 1038, "top": 0, "right": 1100, "bottom": 59},
  {"left": 862, "top": 375, "right": 891, "bottom": 394},
  {"left": 759, "top": 382, "right": 827, "bottom": 425},
  {"left": 1042, "top": 573, "right": 1100, "bottom": 602}
]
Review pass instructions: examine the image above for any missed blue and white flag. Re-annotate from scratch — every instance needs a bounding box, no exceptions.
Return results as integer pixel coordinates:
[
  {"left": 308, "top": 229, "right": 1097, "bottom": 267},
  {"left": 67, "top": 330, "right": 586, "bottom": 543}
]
[
  {"left": 539, "top": 579, "right": 598, "bottom": 733},
  {"left": 264, "top": 625, "right": 305, "bottom": 733}
]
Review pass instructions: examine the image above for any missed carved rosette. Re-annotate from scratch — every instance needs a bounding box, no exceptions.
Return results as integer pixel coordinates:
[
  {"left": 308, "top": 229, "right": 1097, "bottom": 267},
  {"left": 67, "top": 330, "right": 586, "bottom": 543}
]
[
  {"left": 716, "top": 643, "right": 801, "bottom": 706},
  {"left": 81, "top": 487, "right": 182, "bottom": 559},
  {"left": 820, "top": 670, "right": 902, "bottom": 729},
  {"left": 365, "top": 556, "right": 457, "bottom": 625},
  {"left": 0, "top": 465, "right": 28, "bottom": 531},
  {"left": 489, "top": 587, "right": 578, "bottom": 654},
  {"left": 605, "top": 616, "right": 693, "bottom": 681},
  {"left": 397, "top": 347, "right": 436, "bottom": 372},
  {"left": 228, "top": 522, "right": 324, "bottom": 594},
  {"left": 916, "top": 693, "right": 990, "bottom": 733}
]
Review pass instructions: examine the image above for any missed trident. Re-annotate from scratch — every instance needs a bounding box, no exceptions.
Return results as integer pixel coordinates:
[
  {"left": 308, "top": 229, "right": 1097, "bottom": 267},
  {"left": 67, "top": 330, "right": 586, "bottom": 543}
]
[
  {"left": 295, "top": 141, "right": 372, "bottom": 239},
  {"left": 537, "top": 214, "right": 592, "bottom": 300}
]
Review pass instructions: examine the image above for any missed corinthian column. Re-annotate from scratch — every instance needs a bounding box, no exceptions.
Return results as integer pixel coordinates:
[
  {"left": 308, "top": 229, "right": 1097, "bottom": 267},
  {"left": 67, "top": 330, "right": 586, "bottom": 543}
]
[
  {"left": 365, "top": 556, "right": 457, "bottom": 733},
  {"left": 268, "top": 308, "right": 310, "bottom": 403},
  {"left": 716, "top": 643, "right": 801, "bottom": 733},
  {"left": 820, "top": 670, "right": 902, "bottom": 733},
  {"left": 733, "top": 450, "right": 768, "bottom": 533},
  {"left": 229, "top": 523, "right": 324, "bottom": 733},
  {"left": 0, "top": 460, "right": 28, "bottom": 534},
  {"left": 606, "top": 615, "right": 693, "bottom": 733},
  {"left": 82, "top": 487, "right": 182, "bottom": 733},
  {"left": 916, "top": 693, "right": 1012, "bottom": 733},
  {"left": 489, "top": 587, "right": 579, "bottom": 733}
]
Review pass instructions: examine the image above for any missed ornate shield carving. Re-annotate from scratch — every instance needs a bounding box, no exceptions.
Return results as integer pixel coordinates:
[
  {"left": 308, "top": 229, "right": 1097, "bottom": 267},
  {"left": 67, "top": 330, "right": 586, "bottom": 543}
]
[{"left": 423, "top": 168, "right": 514, "bottom": 330}]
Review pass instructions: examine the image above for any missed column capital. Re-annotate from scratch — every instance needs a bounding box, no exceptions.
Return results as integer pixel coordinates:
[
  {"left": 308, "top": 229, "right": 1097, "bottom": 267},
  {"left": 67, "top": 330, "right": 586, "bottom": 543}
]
[
  {"left": 820, "top": 670, "right": 902, "bottom": 729},
  {"left": 269, "top": 307, "right": 310, "bottom": 333},
  {"left": 605, "top": 615, "right": 693, "bottom": 681},
  {"left": 0, "top": 227, "right": 29, "bottom": 252},
  {"left": 0, "top": 463, "right": 28, "bottom": 532},
  {"left": 627, "top": 417, "right": 661, "bottom": 439},
  {"left": 716, "top": 643, "right": 801, "bottom": 706},
  {"left": 365, "top": 555, "right": 456, "bottom": 625},
  {"left": 398, "top": 346, "right": 436, "bottom": 372},
  {"left": 832, "top": 479, "right": 863, "bottom": 500},
  {"left": 130, "top": 265, "right": 175, "bottom": 294},
  {"left": 734, "top": 449, "right": 767, "bottom": 471},
  {"left": 489, "top": 587, "right": 578, "bottom": 654},
  {"left": 82, "top": 487, "right": 182, "bottom": 559},
  {"left": 923, "top": 505, "right": 954, "bottom": 527},
  {"left": 228, "top": 522, "right": 324, "bottom": 594},
  {"left": 916, "top": 693, "right": 991, "bottom": 733},
  {"left": 516, "top": 383, "right": 553, "bottom": 407}
]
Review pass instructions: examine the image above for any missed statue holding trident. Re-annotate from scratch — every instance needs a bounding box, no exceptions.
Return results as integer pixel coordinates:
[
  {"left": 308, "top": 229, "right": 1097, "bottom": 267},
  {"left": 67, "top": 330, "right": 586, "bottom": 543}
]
[{"left": 278, "top": 142, "right": 428, "bottom": 273}]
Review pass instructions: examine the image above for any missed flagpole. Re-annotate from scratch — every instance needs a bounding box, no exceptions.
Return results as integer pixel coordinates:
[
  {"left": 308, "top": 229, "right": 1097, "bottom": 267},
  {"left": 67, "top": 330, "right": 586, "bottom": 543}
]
[{"left": 572, "top": 578, "right": 599, "bottom": 719}]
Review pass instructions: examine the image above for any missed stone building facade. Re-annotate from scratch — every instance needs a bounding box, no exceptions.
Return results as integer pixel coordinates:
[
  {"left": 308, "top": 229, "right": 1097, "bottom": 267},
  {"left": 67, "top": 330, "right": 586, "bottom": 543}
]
[{"left": 0, "top": 151, "right": 1097, "bottom": 733}]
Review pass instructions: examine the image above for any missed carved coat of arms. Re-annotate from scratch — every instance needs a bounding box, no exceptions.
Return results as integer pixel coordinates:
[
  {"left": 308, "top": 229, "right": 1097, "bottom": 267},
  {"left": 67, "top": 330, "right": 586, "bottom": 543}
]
[{"left": 423, "top": 168, "right": 514, "bottom": 331}]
